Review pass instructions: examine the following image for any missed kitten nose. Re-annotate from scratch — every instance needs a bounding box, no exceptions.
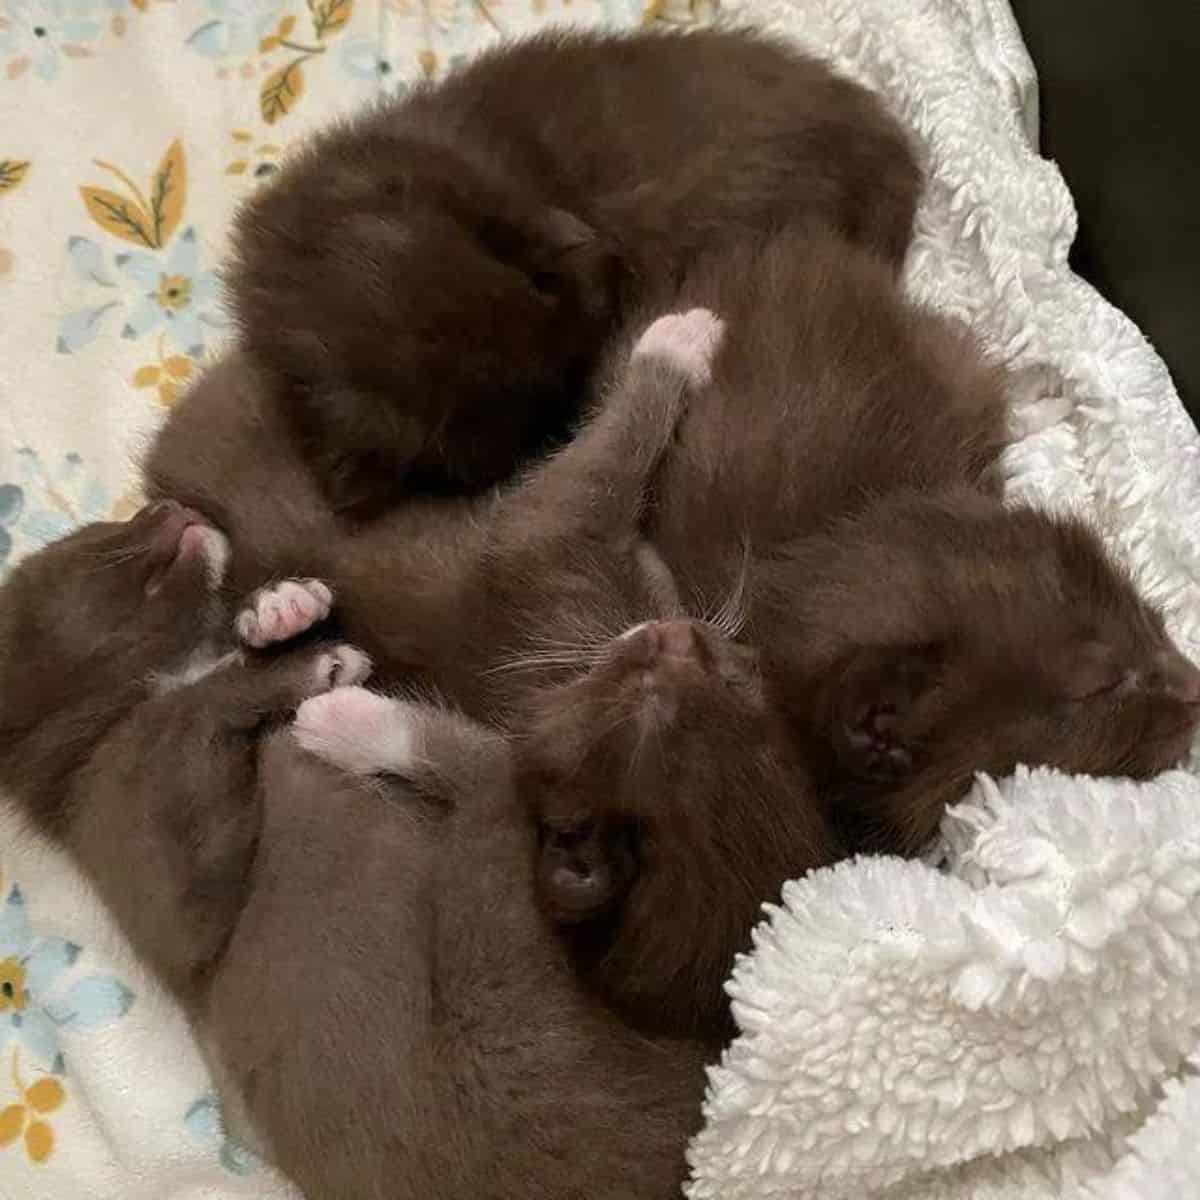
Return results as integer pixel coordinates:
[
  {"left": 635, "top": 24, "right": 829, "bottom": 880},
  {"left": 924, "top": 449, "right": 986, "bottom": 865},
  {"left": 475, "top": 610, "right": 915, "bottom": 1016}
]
[{"left": 648, "top": 619, "right": 700, "bottom": 663}]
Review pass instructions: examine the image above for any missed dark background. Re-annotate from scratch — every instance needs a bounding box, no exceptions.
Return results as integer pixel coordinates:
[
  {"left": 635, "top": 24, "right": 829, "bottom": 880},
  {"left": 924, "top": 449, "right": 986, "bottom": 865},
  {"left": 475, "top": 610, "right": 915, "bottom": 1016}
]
[{"left": 1009, "top": 1, "right": 1199, "bottom": 428}]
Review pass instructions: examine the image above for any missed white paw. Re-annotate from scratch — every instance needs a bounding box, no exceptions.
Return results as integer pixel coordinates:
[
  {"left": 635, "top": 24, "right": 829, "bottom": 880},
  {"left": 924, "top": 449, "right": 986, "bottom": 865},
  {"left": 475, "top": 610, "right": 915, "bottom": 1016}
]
[
  {"left": 632, "top": 308, "right": 725, "bottom": 386},
  {"left": 311, "top": 644, "right": 372, "bottom": 692},
  {"left": 236, "top": 579, "right": 334, "bottom": 649},
  {"left": 293, "top": 686, "right": 418, "bottom": 775}
]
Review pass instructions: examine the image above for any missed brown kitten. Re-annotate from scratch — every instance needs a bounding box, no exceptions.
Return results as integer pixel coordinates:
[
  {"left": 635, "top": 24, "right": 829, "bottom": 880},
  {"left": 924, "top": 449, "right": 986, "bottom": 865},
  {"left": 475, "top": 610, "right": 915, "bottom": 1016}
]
[
  {"left": 753, "top": 488, "right": 1200, "bottom": 853},
  {"left": 147, "top": 284, "right": 1200, "bottom": 1016},
  {"left": 321, "top": 236, "right": 1198, "bottom": 869},
  {"left": 150, "top": 311, "right": 845, "bottom": 1040},
  {"left": 624, "top": 230, "right": 1198, "bottom": 852},
  {"left": 228, "top": 26, "right": 921, "bottom": 513},
  {"left": 0, "top": 517, "right": 711, "bottom": 1200}
]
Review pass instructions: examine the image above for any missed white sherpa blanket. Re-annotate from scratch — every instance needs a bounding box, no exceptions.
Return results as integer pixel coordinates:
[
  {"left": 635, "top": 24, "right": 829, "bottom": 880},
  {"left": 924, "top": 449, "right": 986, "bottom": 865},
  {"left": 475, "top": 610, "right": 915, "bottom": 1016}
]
[{"left": 686, "top": 0, "right": 1200, "bottom": 1197}]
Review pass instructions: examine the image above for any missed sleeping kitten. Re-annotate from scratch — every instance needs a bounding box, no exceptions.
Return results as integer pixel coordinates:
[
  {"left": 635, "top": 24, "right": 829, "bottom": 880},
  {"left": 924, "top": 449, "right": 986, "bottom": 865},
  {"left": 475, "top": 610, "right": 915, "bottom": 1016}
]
[
  {"left": 147, "top": 280, "right": 1200, "bottom": 1031},
  {"left": 228, "top": 26, "right": 921, "bottom": 514},
  {"left": 148, "top": 310, "right": 844, "bottom": 1040},
  {"left": 754, "top": 488, "right": 1200, "bottom": 852},
  {"left": 0, "top": 516, "right": 721, "bottom": 1199},
  {"left": 633, "top": 228, "right": 1200, "bottom": 853}
]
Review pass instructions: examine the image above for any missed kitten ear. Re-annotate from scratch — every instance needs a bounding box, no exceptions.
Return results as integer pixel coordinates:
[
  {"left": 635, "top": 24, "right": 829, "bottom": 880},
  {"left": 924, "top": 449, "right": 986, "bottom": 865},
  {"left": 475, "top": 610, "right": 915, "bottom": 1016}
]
[
  {"left": 832, "top": 645, "right": 943, "bottom": 781},
  {"left": 536, "top": 818, "right": 637, "bottom": 926},
  {"left": 537, "top": 207, "right": 597, "bottom": 253}
]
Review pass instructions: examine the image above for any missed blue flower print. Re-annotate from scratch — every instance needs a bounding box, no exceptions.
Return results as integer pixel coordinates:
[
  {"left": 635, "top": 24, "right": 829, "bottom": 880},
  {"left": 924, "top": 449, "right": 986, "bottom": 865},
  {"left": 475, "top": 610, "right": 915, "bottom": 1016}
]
[
  {"left": 0, "top": 448, "right": 124, "bottom": 576},
  {"left": 58, "top": 228, "right": 226, "bottom": 358},
  {"left": 185, "top": 1092, "right": 264, "bottom": 1175},
  {"left": 116, "top": 228, "right": 224, "bottom": 356},
  {"left": 0, "top": 0, "right": 104, "bottom": 80},
  {"left": 0, "top": 882, "right": 134, "bottom": 1075},
  {"left": 185, "top": 0, "right": 284, "bottom": 60}
]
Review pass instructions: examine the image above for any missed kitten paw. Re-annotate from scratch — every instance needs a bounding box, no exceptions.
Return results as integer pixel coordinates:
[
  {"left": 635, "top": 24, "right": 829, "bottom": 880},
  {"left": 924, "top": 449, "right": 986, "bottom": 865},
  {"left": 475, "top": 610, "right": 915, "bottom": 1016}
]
[
  {"left": 293, "top": 686, "right": 417, "bottom": 775},
  {"left": 311, "top": 645, "right": 372, "bottom": 693},
  {"left": 236, "top": 579, "right": 334, "bottom": 648},
  {"left": 632, "top": 308, "right": 725, "bottom": 386}
]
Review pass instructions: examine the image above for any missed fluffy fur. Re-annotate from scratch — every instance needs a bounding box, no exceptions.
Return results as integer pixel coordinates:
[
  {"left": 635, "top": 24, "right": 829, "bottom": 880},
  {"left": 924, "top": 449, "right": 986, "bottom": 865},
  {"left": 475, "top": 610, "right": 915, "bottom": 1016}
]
[
  {"left": 227, "top": 27, "right": 921, "bottom": 513},
  {"left": 147, "top": 233, "right": 1200, "bottom": 1034},
  {"left": 0, "top": 516, "right": 715, "bottom": 1200},
  {"left": 640, "top": 229, "right": 1200, "bottom": 852}
]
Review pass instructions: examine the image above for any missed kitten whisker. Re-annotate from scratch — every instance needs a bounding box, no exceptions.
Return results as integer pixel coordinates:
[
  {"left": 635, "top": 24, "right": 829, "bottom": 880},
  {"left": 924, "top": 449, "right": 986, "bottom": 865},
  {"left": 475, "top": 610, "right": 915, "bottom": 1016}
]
[
  {"left": 708, "top": 535, "right": 751, "bottom": 639},
  {"left": 482, "top": 650, "right": 602, "bottom": 678}
]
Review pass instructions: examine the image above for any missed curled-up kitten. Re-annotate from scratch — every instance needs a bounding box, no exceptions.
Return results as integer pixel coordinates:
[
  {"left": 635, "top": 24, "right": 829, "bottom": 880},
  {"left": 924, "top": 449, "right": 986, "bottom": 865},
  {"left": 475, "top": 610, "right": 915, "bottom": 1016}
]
[
  {"left": 321, "top": 310, "right": 843, "bottom": 1038},
  {"left": 146, "top": 295, "right": 1200, "bottom": 1006},
  {"left": 753, "top": 488, "right": 1200, "bottom": 853},
  {"left": 0, "top": 503, "right": 369, "bottom": 955},
  {"left": 147, "top": 309, "right": 845, "bottom": 1044},
  {"left": 228, "top": 26, "right": 921, "bottom": 513},
  {"left": 0, "top": 518, "right": 720, "bottom": 1198},
  {"left": 472, "top": 253, "right": 1198, "bottom": 872},
  {"left": 222, "top": 690, "right": 713, "bottom": 1198},
  {"left": 585, "top": 228, "right": 1199, "bottom": 854}
]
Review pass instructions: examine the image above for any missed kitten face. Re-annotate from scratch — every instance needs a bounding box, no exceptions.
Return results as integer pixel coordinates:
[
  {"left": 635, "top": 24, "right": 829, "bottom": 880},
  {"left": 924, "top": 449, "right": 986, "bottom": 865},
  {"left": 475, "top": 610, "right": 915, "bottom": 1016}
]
[
  {"left": 519, "top": 618, "right": 833, "bottom": 1036},
  {"left": 521, "top": 619, "right": 776, "bottom": 841},
  {"left": 0, "top": 501, "right": 231, "bottom": 731},
  {"left": 774, "top": 491, "right": 1200, "bottom": 851}
]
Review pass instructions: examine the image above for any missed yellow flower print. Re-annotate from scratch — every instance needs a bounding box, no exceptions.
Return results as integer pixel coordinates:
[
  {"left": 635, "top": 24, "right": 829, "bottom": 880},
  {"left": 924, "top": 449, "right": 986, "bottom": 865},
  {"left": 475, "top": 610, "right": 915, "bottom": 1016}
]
[
  {"left": 0, "top": 960, "right": 26, "bottom": 1013},
  {"left": 131, "top": 336, "right": 197, "bottom": 409},
  {"left": 640, "top": 0, "right": 716, "bottom": 26},
  {"left": 155, "top": 274, "right": 193, "bottom": 312},
  {"left": 225, "top": 130, "right": 285, "bottom": 182},
  {"left": 0, "top": 159, "right": 30, "bottom": 282},
  {"left": 79, "top": 140, "right": 186, "bottom": 251},
  {"left": 62, "top": 140, "right": 226, "bottom": 360},
  {"left": 257, "top": 2, "right": 355, "bottom": 124},
  {"left": 0, "top": 1050, "right": 66, "bottom": 1165}
]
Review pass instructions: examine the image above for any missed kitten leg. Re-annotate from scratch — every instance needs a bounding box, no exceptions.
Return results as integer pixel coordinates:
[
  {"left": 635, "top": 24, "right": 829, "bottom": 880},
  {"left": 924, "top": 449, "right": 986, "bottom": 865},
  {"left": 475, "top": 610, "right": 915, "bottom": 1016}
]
[
  {"left": 70, "top": 644, "right": 370, "bottom": 995},
  {"left": 293, "top": 687, "right": 509, "bottom": 804},
  {"left": 507, "top": 308, "right": 725, "bottom": 536},
  {"left": 236, "top": 578, "right": 334, "bottom": 649}
]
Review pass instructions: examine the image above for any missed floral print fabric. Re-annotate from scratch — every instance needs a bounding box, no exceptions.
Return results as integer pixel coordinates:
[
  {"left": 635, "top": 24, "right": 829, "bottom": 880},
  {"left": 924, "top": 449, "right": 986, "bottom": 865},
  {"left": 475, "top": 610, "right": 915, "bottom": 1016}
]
[
  {"left": 0, "top": 0, "right": 711, "bottom": 1192},
  {"left": 0, "top": 0, "right": 709, "bottom": 575}
]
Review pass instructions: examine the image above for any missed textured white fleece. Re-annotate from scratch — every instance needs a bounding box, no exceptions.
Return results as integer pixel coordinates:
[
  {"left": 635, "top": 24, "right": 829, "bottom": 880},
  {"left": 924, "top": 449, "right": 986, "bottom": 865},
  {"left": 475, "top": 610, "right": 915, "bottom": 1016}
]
[{"left": 687, "top": 0, "right": 1200, "bottom": 1196}]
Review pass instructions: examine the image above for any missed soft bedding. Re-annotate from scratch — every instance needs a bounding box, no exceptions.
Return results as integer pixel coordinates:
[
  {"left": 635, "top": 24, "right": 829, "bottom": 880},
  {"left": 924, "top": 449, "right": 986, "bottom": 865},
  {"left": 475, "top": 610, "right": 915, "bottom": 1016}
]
[{"left": 2, "top": 0, "right": 1199, "bottom": 1196}]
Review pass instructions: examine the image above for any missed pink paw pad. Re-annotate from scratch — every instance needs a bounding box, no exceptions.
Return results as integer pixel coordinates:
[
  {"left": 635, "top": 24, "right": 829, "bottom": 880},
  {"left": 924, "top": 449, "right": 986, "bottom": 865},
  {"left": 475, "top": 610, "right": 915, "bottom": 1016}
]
[
  {"left": 236, "top": 579, "right": 334, "bottom": 649},
  {"left": 293, "top": 686, "right": 416, "bottom": 775},
  {"left": 632, "top": 308, "right": 725, "bottom": 385}
]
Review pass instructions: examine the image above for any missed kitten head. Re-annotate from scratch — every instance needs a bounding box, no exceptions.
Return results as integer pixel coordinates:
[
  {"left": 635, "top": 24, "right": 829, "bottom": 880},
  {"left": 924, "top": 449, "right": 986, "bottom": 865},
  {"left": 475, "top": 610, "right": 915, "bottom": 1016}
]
[
  {"left": 0, "top": 501, "right": 230, "bottom": 812},
  {"left": 229, "top": 132, "right": 617, "bottom": 514},
  {"left": 518, "top": 617, "right": 835, "bottom": 1039},
  {"left": 768, "top": 490, "right": 1200, "bottom": 852}
]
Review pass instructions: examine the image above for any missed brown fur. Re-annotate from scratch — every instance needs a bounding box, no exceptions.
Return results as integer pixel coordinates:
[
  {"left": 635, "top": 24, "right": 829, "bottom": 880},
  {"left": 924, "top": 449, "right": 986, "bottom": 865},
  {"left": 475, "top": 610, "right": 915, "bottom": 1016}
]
[
  {"left": 228, "top": 26, "right": 921, "bottom": 513},
  {"left": 0, "top": 514, "right": 713, "bottom": 1200},
  {"left": 754, "top": 489, "right": 1200, "bottom": 852},
  {"left": 630, "top": 230, "right": 1199, "bottom": 853},
  {"left": 146, "top": 230, "right": 1200, "bottom": 1033},
  {"left": 149, "top": 318, "right": 844, "bottom": 1040}
]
